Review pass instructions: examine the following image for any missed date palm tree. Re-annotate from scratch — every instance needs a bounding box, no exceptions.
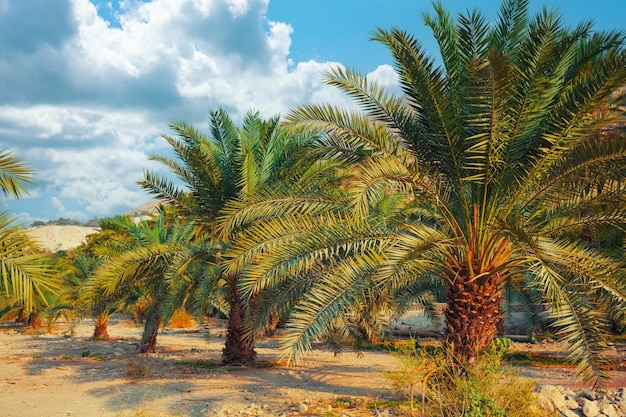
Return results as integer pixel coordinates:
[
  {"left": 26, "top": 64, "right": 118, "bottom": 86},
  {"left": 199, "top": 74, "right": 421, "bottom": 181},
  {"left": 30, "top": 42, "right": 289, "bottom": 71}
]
[
  {"left": 222, "top": 0, "right": 626, "bottom": 383},
  {"left": 50, "top": 219, "right": 136, "bottom": 340},
  {"left": 84, "top": 212, "right": 209, "bottom": 352},
  {"left": 48, "top": 251, "right": 107, "bottom": 338},
  {"left": 0, "top": 150, "right": 59, "bottom": 312},
  {"left": 140, "top": 109, "right": 315, "bottom": 365}
]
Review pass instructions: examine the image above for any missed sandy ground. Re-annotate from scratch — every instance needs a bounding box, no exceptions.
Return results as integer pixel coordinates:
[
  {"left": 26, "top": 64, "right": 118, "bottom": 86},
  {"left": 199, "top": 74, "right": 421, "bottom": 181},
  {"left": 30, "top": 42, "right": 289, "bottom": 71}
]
[
  {"left": 0, "top": 319, "right": 624, "bottom": 417},
  {"left": 0, "top": 319, "right": 401, "bottom": 417}
]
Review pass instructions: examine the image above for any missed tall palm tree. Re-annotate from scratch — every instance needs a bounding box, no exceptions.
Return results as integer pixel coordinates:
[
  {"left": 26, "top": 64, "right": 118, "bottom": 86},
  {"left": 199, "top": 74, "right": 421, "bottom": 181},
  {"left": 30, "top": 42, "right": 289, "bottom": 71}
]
[
  {"left": 140, "top": 108, "right": 315, "bottom": 365},
  {"left": 0, "top": 150, "right": 59, "bottom": 312},
  {"left": 222, "top": 0, "right": 626, "bottom": 383}
]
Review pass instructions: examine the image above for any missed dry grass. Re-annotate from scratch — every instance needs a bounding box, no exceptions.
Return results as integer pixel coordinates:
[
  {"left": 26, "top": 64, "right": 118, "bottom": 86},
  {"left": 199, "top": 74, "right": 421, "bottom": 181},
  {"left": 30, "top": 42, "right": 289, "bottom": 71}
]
[
  {"left": 384, "top": 339, "right": 551, "bottom": 417},
  {"left": 124, "top": 357, "right": 152, "bottom": 379},
  {"left": 167, "top": 309, "right": 195, "bottom": 329}
]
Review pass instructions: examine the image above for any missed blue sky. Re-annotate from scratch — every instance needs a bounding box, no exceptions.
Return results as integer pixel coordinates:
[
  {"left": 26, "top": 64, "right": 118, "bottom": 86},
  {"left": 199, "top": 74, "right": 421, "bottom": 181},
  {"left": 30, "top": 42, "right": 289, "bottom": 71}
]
[{"left": 1, "top": 0, "right": 625, "bottom": 223}]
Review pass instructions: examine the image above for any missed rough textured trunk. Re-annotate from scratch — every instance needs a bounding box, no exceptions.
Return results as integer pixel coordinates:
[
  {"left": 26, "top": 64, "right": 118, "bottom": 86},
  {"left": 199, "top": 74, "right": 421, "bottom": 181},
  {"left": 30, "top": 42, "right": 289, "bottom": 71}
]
[
  {"left": 222, "top": 280, "right": 256, "bottom": 366},
  {"left": 444, "top": 269, "right": 504, "bottom": 363},
  {"left": 139, "top": 308, "right": 161, "bottom": 353},
  {"left": 28, "top": 312, "right": 41, "bottom": 330},
  {"left": 93, "top": 313, "right": 109, "bottom": 340},
  {"left": 443, "top": 213, "right": 511, "bottom": 364},
  {"left": 264, "top": 314, "right": 280, "bottom": 337},
  {"left": 15, "top": 308, "right": 26, "bottom": 323}
]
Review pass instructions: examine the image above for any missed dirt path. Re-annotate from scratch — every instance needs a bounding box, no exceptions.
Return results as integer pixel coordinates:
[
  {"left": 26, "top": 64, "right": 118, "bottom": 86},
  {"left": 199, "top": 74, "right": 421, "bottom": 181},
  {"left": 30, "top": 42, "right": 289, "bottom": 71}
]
[{"left": 1, "top": 319, "right": 624, "bottom": 416}]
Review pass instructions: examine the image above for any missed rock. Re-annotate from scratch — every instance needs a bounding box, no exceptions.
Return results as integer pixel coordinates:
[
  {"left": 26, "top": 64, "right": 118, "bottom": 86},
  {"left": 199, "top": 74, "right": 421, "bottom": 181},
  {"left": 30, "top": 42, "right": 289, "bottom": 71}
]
[
  {"left": 535, "top": 385, "right": 577, "bottom": 412},
  {"left": 577, "top": 398, "right": 600, "bottom": 417},
  {"left": 600, "top": 403, "right": 618, "bottom": 417},
  {"left": 297, "top": 403, "right": 308, "bottom": 413},
  {"left": 579, "top": 390, "right": 598, "bottom": 401},
  {"left": 560, "top": 409, "right": 584, "bottom": 417},
  {"left": 563, "top": 388, "right": 578, "bottom": 399}
]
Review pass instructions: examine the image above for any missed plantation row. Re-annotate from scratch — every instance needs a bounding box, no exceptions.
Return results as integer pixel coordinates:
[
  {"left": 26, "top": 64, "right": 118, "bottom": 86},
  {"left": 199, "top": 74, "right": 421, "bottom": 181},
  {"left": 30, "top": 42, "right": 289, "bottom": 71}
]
[{"left": 1, "top": 1, "right": 625, "bottom": 413}]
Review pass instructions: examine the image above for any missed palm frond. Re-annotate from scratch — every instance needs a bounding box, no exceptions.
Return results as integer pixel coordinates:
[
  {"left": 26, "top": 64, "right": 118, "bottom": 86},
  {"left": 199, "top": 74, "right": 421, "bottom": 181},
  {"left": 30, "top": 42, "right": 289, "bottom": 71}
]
[
  {"left": 0, "top": 213, "right": 59, "bottom": 310},
  {"left": 0, "top": 150, "right": 34, "bottom": 199}
]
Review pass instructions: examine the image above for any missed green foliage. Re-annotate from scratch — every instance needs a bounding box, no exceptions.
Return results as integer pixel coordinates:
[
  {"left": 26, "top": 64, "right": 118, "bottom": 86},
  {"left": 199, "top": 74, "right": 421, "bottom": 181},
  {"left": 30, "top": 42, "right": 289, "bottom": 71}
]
[
  {"left": 82, "top": 211, "right": 212, "bottom": 352},
  {"left": 488, "top": 337, "right": 511, "bottom": 356},
  {"left": 384, "top": 339, "right": 547, "bottom": 417},
  {"left": 384, "top": 338, "right": 431, "bottom": 416},
  {"left": 31, "top": 217, "right": 102, "bottom": 227},
  {"left": 0, "top": 150, "right": 60, "bottom": 312},
  {"left": 140, "top": 108, "right": 319, "bottom": 364},
  {"left": 222, "top": 0, "right": 626, "bottom": 386},
  {"left": 0, "top": 150, "right": 34, "bottom": 199}
]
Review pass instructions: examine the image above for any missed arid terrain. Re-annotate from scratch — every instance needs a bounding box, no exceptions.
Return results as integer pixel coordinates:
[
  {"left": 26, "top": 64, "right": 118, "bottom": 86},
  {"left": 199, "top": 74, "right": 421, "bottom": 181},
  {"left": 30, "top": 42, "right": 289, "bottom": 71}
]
[
  {"left": 1, "top": 318, "right": 625, "bottom": 417},
  {"left": 26, "top": 225, "right": 100, "bottom": 253},
  {"left": 0, "top": 319, "right": 400, "bottom": 417},
  {"left": 6, "top": 223, "right": 625, "bottom": 416}
]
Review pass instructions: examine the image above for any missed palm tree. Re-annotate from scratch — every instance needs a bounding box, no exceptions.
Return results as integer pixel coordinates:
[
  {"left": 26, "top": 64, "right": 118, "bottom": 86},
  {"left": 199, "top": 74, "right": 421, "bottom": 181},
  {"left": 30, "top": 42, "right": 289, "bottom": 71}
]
[
  {"left": 140, "top": 108, "right": 315, "bottom": 365},
  {"left": 84, "top": 212, "right": 207, "bottom": 353},
  {"left": 222, "top": 0, "right": 626, "bottom": 383},
  {"left": 0, "top": 150, "right": 59, "bottom": 313},
  {"left": 49, "top": 237, "right": 120, "bottom": 339}
]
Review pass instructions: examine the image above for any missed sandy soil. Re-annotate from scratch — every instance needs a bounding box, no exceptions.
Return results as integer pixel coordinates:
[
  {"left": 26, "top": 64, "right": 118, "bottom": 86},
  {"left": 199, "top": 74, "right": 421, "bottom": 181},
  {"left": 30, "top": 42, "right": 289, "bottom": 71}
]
[
  {"left": 0, "top": 319, "right": 401, "bottom": 417},
  {"left": 0, "top": 319, "right": 624, "bottom": 417}
]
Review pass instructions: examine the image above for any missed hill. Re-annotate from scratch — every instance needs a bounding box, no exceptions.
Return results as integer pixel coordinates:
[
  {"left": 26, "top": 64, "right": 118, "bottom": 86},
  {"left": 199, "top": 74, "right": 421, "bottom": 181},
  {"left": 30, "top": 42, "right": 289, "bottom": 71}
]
[
  {"left": 26, "top": 225, "right": 100, "bottom": 253},
  {"left": 25, "top": 200, "right": 165, "bottom": 253}
]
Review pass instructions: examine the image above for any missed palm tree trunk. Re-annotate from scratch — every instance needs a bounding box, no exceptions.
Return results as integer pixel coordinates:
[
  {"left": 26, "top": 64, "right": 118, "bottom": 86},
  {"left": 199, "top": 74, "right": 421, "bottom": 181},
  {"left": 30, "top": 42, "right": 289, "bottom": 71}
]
[
  {"left": 444, "top": 273, "right": 503, "bottom": 362},
  {"left": 264, "top": 314, "right": 280, "bottom": 337},
  {"left": 15, "top": 308, "right": 26, "bottom": 323},
  {"left": 28, "top": 311, "right": 41, "bottom": 330},
  {"left": 222, "top": 280, "right": 256, "bottom": 366},
  {"left": 93, "top": 312, "right": 109, "bottom": 340},
  {"left": 139, "top": 307, "right": 161, "bottom": 353}
]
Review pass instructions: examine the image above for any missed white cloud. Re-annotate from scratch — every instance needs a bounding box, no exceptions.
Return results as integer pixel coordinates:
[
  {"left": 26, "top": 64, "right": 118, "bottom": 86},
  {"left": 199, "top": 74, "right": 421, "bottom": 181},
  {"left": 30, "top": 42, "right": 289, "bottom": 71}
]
[
  {"left": 0, "top": 0, "right": 399, "bottom": 221},
  {"left": 0, "top": 106, "right": 65, "bottom": 138},
  {"left": 368, "top": 64, "right": 400, "bottom": 93},
  {"left": 51, "top": 196, "right": 90, "bottom": 221}
]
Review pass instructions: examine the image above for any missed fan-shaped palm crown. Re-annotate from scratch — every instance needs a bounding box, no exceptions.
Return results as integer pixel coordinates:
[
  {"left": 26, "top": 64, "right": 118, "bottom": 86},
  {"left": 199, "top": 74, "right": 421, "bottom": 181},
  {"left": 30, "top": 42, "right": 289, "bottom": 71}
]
[
  {"left": 140, "top": 109, "right": 316, "bottom": 364},
  {"left": 223, "top": 0, "right": 626, "bottom": 383}
]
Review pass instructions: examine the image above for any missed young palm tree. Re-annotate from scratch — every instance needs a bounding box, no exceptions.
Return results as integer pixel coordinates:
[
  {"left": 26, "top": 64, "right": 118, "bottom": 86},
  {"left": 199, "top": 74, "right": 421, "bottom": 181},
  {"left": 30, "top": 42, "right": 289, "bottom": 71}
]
[
  {"left": 222, "top": 0, "right": 626, "bottom": 383},
  {"left": 140, "top": 108, "right": 315, "bottom": 365},
  {"left": 0, "top": 150, "right": 59, "bottom": 312},
  {"left": 84, "top": 212, "right": 207, "bottom": 352},
  {"left": 47, "top": 240, "right": 122, "bottom": 340}
]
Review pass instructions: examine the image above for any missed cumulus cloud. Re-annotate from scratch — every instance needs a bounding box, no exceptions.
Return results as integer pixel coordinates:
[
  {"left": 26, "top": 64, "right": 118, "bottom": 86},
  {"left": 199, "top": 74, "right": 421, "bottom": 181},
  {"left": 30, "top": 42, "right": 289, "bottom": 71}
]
[
  {"left": 0, "top": 0, "right": 399, "bottom": 221},
  {"left": 368, "top": 64, "right": 401, "bottom": 95},
  {"left": 51, "top": 196, "right": 91, "bottom": 221}
]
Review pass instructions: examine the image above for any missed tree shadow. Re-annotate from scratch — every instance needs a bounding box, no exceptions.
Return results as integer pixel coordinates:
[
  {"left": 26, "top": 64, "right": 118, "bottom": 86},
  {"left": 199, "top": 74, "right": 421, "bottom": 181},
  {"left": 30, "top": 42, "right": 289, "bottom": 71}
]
[{"left": 5, "top": 321, "right": 396, "bottom": 416}]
